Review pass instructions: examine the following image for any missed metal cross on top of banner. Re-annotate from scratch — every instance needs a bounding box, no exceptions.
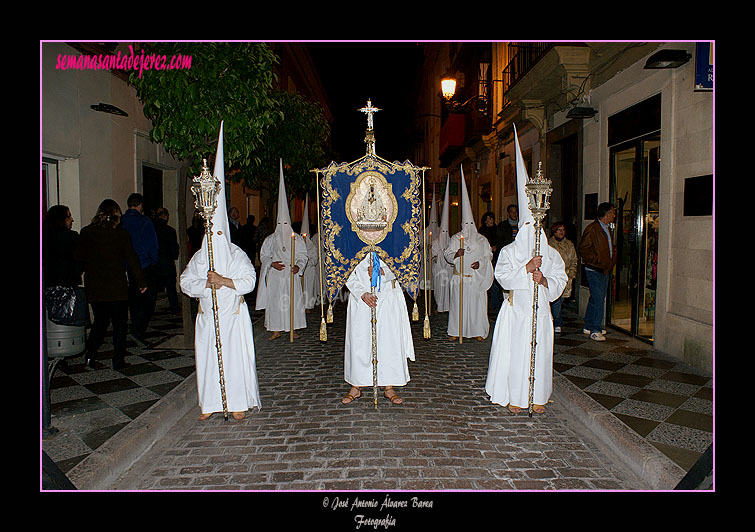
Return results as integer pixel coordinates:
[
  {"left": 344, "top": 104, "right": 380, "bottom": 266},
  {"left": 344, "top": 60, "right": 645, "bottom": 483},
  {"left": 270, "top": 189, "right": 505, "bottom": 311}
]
[{"left": 359, "top": 99, "right": 381, "bottom": 156}]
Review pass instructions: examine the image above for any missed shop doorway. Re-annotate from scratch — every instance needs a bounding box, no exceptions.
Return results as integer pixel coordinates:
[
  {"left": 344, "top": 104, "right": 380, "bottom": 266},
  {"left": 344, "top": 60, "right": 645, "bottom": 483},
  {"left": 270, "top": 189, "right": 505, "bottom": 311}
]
[
  {"left": 608, "top": 133, "right": 660, "bottom": 342},
  {"left": 142, "top": 165, "right": 163, "bottom": 216}
]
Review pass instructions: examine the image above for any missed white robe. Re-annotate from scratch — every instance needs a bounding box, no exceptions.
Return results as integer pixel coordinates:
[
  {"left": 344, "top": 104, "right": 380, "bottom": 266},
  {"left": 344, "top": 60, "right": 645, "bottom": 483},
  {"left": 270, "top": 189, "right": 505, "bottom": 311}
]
[
  {"left": 344, "top": 255, "right": 415, "bottom": 387},
  {"left": 444, "top": 232, "right": 494, "bottom": 338},
  {"left": 485, "top": 229, "right": 567, "bottom": 408},
  {"left": 301, "top": 234, "right": 319, "bottom": 310},
  {"left": 256, "top": 232, "right": 308, "bottom": 331},
  {"left": 431, "top": 234, "right": 453, "bottom": 312},
  {"left": 180, "top": 244, "right": 261, "bottom": 414}
]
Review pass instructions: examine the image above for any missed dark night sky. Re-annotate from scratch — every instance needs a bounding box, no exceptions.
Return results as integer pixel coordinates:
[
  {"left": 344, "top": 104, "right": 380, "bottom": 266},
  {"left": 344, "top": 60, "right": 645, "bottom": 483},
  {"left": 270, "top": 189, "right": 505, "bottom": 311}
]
[{"left": 306, "top": 42, "right": 425, "bottom": 165}]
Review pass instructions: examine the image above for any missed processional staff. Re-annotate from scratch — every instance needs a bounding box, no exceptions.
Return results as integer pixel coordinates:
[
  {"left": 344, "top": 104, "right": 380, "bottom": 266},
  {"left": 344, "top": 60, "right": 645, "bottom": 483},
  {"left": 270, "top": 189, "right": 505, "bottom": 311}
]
[
  {"left": 290, "top": 232, "right": 295, "bottom": 343},
  {"left": 421, "top": 168, "right": 431, "bottom": 339},
  {"left": 458, "top": 235, "right": 464, "bottom": 345},
  {"left": 524, "top": 162, "right": 553, "bottom": 417},
  {"left": 311, "top": 169, "right": 327, "bottom": 341},
  {"left": 191, "top": 159, "right": 229, "bottom": 421}
]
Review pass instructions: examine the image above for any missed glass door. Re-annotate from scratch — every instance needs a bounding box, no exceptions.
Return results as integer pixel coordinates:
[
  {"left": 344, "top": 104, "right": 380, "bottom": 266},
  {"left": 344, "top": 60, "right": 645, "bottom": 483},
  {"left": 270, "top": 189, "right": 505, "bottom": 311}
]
[{"left": 608, "top": 133, "right": 660, "bottom": 342}]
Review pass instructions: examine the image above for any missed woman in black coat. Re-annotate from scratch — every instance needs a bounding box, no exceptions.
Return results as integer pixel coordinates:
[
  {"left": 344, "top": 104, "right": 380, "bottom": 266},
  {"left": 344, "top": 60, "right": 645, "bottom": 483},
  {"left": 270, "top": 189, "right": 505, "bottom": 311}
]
[
  {"left": 74, "top": 199, "right": 146, "bottom": 369},
  {"left": 43, "top": 205, "right": 83, "bottom": 289}
]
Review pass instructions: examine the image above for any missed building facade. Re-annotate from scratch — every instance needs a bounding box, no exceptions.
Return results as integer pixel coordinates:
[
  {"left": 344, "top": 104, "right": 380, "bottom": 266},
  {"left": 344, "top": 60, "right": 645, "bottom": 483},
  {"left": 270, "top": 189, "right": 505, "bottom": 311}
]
[{"left": 415, "top": 42, "right": 713, "bottom": 373}]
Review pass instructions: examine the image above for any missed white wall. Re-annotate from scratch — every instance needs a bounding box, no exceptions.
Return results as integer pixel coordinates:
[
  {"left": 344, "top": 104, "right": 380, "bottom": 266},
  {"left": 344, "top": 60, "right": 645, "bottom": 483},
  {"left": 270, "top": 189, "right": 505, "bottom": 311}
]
[
  {"left": 572, "top": 43, "right": 713, "bottom": 371},
  {"left": 42, "top": 42, "right": 185, "bottom": 230}
]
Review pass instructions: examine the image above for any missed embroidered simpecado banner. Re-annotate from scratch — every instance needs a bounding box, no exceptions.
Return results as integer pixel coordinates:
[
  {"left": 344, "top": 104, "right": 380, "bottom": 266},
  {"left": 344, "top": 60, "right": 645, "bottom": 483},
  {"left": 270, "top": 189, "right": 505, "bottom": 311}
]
[{"left": 318, "top": 153, "right": 423, "bottom": 304}]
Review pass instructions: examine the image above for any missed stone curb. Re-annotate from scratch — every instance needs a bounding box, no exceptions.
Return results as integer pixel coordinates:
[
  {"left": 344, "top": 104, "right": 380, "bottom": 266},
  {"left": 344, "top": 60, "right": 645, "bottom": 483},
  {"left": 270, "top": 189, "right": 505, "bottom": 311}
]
[{"left": 552, "top": 373, "right": 686, "bottom": 490}]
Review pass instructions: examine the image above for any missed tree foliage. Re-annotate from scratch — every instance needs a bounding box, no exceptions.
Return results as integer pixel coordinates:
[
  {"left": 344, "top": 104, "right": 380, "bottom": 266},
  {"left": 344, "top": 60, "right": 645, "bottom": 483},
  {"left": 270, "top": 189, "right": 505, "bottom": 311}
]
[
  {"left": 243, "top": 89, "right": 330, "bottom": 203},
  {"left": 128, "top": 42, "right": 282, "bottom": 177},
  {"left": 127, "top": 42, "right": 331, "bottom": 205}
]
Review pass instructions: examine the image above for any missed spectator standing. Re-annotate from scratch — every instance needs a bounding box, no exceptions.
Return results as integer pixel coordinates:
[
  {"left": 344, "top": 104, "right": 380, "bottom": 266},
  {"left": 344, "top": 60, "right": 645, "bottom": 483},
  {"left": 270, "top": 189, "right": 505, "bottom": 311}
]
[
  {"left": 43, "top": 205, "right": 83, "bottom": 290},
  {"left": 548, "top": 221, "right": 578, "bottom": 333},
  {"left": 122, "top": 192, "right": 159, "bottom": 347},
  {"left": 479, "top": 211, "right": 502, "bottom": 314},
  {"left": 187, "top": 211, "right": 204, "bottom": 260},
  {"left": 578, "top": 202, "right": 617, "bottom": 341},
  {"left": 240, "top": 214, "right": 257, "bottom": 262},
  {"left": 496, "top": 204, "right": 520, "bottom": 248},
  {"left": 153, "top": 207, "right": 181, "bottom": 314},
  {"left": 228, "top": 206, "right": 242, "bottom": 248},
  {"left": 74, "top": 199, "right": 146, "bottom": 369}
]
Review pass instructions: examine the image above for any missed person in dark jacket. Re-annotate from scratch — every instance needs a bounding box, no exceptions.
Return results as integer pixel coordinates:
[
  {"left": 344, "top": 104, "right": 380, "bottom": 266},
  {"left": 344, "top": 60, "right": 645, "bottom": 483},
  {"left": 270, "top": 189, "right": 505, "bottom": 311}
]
[
  {"left": 240, "top": 214, "right": 257, "bottom": 262},
  {"left": 154, "top": 207, "right": 181, "bottom": 314},
  {"left": 496, "top": 203, "right": 519, "bottom": 248},
  {"left": 479, "top": 211, "right": 502, "bottom": 314},
  {"left": 74, "top": 199, "right": 146, "bottom": 369},
  {"left": 122, "top": 193, "right": 159, "bottom": 346},
  {"left": 43, "top": 205, "right": 83, "bottom": 289},
  {"left": 578, "top": 202, "right": 617, "bottom": 341}
]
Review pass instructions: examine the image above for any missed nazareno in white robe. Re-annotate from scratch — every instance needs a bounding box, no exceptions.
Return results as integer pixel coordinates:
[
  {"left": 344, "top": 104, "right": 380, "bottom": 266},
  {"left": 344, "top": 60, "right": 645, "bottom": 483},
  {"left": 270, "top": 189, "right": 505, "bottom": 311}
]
[
  {"left": 301, "top": 234, "right": 319, "bottom": 310},
  {"left": 256, "top": 232, "right": 308, "bottom": 332},
  {"left": 444, "top": 232, "right": 494, "bottom": 338},
  {"left": 344, "top": 254, "right": 415, "bottom": 387},
  {"left": 485, "top": 223, "right": 567, "bottom": 408},
  {"left": 431, "top": 233, "right": 453, "bottom": 312},
  {"left": 180, "top": 244, "right": 261, "bottom": 414}
]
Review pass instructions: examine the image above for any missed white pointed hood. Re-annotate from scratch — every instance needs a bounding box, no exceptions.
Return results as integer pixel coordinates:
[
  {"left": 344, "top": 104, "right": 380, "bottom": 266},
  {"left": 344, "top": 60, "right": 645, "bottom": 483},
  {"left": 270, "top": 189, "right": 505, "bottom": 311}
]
[
  {"left": 459, "top": 165, "right": 477, "bottom": 241},
  {"left": 510, "top": 124, "right": 552, "bottom": 265},
  {"left": 198, "top": 121, "right": 234, "bottom": 273},
  {"left": 301, "top": 192, "right": 311, "bottom": 240},
  {"left": 514, "top": 124, "right": 535, "bottom": 229},
  {"left": 436, "top": 174, "right": 451, "bottom": 251},
  {"left": 275, "top": 158, "right": 293, "bottom": 250},
  {"left": 426, "top": 186, "right": 438, "bottom": 241}
]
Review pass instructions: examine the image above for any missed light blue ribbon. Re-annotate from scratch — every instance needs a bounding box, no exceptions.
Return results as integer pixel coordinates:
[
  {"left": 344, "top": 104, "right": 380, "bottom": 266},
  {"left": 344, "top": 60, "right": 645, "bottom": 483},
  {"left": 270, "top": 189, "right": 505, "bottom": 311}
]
[{"left": 371, "top": 251, "right": 381, "bottom": 292}]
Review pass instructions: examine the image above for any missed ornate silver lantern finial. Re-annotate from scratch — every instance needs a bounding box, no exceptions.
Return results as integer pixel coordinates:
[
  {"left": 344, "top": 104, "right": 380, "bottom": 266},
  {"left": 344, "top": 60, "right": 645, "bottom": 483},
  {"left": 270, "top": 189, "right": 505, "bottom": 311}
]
[
  {"left": 524, "top": 162, "right": 553, "bottom": 226},
  {"left": 191, "top": 158, "right": 222, "bottom": 228}
]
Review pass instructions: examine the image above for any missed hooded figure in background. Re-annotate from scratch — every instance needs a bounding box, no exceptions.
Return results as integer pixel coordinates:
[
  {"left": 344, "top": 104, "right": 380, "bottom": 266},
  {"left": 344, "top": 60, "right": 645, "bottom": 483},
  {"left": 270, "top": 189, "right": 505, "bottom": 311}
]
[
  {"left": 418, "top": 187, "right": 439, "bottom": 292},
  {"left": 299, "top": 194, "right": 319, "bottom": 312},
  {"left": 256, "top": 160, "right": 308, "bottom": 339},
  {"left": 180, "top": 122, "right": 261, "bottom": 420},
  {"left": 431, "top": 175, "right": 453, "bottom": 313},
  {"left": 485, "top": 125, "right": 567, "bottom": 414},
  {"left": 444, "top": 166, "right": 494, "bottom": 341}
]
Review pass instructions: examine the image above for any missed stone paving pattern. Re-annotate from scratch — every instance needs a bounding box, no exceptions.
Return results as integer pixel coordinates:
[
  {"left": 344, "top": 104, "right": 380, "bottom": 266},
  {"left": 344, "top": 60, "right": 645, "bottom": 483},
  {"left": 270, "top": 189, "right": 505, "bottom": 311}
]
[
  {"left": 111, "top": 298, "right": 649, "bottom": 491},
  {"left": 45, "top": 290, "right": 713, "bottom": 491}
]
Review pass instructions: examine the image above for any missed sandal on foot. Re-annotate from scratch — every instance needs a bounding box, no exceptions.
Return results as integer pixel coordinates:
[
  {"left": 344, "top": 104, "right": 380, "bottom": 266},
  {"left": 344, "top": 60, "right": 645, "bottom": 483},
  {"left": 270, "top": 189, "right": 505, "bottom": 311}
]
[
  {"left": 341, "top": 387, "right": 361, "bottom": 404},
  {"left": 199, "top": 413, "right": 212, "bottom": 421},
  {"left": 384, "top": 388, "right": 403, "bottom": 404},
  {"left": 448, "top": 336, "right": 458, "bottom": 342},
  {"left": 232, "top": 411, "right": 246, "bottom": 420},
  {"left": 507, "top": 405, "right": 521, "bottom": 414},
  {"left": 532, "top": 404, "right": 546, "bottom": 414},
  {"left": 269, "top": 332, "right": 281, "bottom": 340}
]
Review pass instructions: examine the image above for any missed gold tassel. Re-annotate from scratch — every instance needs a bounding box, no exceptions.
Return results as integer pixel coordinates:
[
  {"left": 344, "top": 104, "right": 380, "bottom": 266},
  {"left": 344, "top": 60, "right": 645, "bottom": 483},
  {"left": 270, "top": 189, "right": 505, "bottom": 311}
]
[
  {"left": 327, "top": 303, "right": 333, "bottom": 323},
  {"left": 423, "top": 314, "right": 431, "bottom": 339},
  {"left": 412, "top": 301, "right": 419, "bottom": 321},
  {"left": 319, "top": 317, "right": 327, "bottom": 341}
]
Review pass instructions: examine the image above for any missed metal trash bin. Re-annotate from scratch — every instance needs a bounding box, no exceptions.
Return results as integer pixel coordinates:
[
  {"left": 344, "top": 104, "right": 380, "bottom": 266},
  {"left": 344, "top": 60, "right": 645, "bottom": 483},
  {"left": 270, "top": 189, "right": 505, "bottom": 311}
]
[{"left": 45, "top": 315, "right": 86, "bottom": 359}]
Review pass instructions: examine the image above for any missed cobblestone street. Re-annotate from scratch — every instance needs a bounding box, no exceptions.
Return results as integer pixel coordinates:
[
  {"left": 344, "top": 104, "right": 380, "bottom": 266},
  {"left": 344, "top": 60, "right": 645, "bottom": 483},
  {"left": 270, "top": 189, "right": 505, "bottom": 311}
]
[{"left": 112, "top": 298, "right": 648, "bottom": 492}]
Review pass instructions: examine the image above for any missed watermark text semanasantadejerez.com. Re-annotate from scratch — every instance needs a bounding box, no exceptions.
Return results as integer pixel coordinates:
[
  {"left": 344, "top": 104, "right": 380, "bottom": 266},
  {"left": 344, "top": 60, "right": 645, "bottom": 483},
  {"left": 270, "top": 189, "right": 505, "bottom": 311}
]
[{"left": 55, "top": 45, "right": 192, "bottom": 79}]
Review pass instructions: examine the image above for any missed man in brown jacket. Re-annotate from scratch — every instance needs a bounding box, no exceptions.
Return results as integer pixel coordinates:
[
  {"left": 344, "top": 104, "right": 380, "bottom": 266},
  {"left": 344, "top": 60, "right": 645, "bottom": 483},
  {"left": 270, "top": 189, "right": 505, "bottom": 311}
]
[{"left": 578, "top": 202, "right": 616, "bottom": 341}]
